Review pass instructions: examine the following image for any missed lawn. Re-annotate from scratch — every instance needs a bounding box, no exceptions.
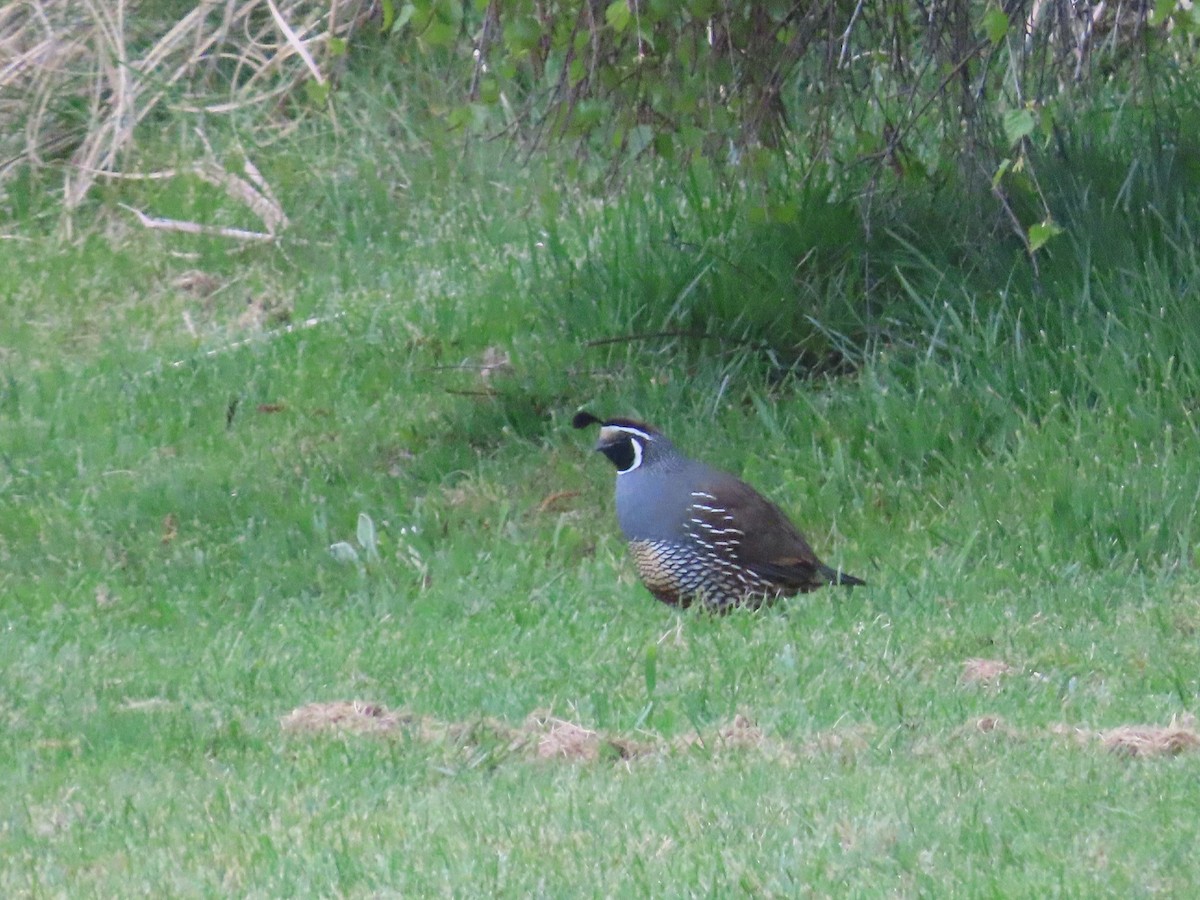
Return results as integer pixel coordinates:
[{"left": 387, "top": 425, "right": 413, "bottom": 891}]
[{"left": 3, "top": 58, "right": 1200, "bottom": 896}]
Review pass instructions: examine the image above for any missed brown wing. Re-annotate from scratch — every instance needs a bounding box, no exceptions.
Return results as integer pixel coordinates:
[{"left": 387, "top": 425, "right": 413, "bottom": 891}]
[{"left": 690, "top": 469, "right": 829, "bottom": 593}]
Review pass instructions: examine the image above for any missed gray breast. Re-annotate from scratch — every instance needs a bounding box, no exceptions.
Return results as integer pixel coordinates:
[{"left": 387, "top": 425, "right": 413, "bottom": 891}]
[{"left": 614, "top": 458, "right": 710, "bottom": 542}]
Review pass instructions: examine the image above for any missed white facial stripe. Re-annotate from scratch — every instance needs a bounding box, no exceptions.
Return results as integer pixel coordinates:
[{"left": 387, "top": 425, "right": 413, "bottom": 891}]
[
  {"left": 619, "top": 437, "right": 643, "bottom": 474},
  {"left": 600, "top": 424, "right": 655, "bottom": 443}
]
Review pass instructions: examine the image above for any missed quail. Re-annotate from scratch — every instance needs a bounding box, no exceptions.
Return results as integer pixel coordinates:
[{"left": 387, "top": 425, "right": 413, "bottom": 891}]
[{"left": 573, "top": 411, "right": 864, "bottom": 612}]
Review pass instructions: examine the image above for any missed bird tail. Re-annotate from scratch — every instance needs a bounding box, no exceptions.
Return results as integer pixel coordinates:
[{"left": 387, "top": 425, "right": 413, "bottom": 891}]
[{"left": 820, "top": 565, "right": 865, "bottom": 587}]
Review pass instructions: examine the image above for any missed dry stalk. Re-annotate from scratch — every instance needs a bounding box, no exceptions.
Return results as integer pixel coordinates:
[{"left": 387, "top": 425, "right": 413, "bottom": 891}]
[{"left": 1, "top": 0, "right": 374, "bottom": 228}]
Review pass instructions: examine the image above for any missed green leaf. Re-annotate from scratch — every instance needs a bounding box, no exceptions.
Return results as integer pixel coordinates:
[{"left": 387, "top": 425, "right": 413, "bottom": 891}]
[
  {"left": 991, "top": 157, "right": 1011, "bottom": 190},
  {"left": 477, "top": 77, "right": 500, "bottom": 104},
  {"left": 446, "top": 104, "right": 474, "bottom": 131},
  {"left": 568, "top": 57, "right": 586, "bottom": 86},
  {"left": 678, "top": 126, "right": 704, "bottom": 152},
  {"left": 626, "top": 124, "right": 654, "bottom": 156},
  {"left": 677, "top": 33, "right": 694, "bottom": 65},
  {"left": 493, "top": 57, "right": 517, "bottom": 80},
  {"left": 327, "top": 36, "right": 347, "bottom": 57},
  {"left": 606, "top": 0, "right": 632, "bottom": 33},
  {"left": 380, "top": 0, "right": 395, "bottom": 32},
  {"left": 570, "top": 100, "right": 606, "bottom": 134},
  {"left": 395, "top": 2, "right": 416, "bottom": 31},
  {"left": 423, "top": 19, "right": 457, "bottom": 47},
  {"left": 653, "top": 130, "right": 675, "bottom": 160},
  {"left": 1003, "top": 108, "right": 1035, "bottom": 147},
  {"left": 504, "top": 17, "right": 541, "bottom": 52},
  {"left": 1028, "top": 219, "right": 1064, "bottom": 252},
  {"left": 1037, "top": 104, "right": 1055, "bottom": 139},
  {"left": 304, "top": 80, "right": 331, "bottom": 105},
  {"left": 982, "top": 7, "right": 1010, "bottom": 44}
]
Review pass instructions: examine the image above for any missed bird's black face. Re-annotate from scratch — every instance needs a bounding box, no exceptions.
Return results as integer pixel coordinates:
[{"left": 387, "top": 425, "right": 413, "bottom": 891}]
[
  {"left": 573, "top": 412, "right": 661, "bottom": 474},
  {"left": 596, "top": 426, "right": 647, "bottom": 472}
]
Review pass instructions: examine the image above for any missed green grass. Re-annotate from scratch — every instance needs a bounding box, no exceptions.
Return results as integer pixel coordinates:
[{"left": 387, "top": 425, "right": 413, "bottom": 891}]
[{"left": 4, "top": 77, "right": 1200, "bottom": 895}]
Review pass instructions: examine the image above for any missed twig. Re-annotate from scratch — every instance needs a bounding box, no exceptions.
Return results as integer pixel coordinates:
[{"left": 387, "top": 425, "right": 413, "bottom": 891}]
[
  {"left": 120, "top": 203, "right": 276, "bottom": 241},
  {"left": 838, "top": 0, "right": 866, "bottom": 68}
]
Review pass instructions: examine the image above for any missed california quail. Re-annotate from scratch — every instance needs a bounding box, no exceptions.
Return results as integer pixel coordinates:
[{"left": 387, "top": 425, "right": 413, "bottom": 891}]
[{"left": 573, "top": 411, "right": 864, "bottom": 612}]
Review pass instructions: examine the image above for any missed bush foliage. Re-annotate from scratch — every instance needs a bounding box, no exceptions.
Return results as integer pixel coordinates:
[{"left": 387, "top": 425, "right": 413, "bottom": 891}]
[{"left": 390, "top": 0, "right": 1200, "bottom": 241}]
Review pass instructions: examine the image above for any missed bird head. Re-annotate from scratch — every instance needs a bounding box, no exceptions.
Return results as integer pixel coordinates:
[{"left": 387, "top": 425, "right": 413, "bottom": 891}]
[{"left": 572, "top": 411, "right": 670, "bottom": 474}]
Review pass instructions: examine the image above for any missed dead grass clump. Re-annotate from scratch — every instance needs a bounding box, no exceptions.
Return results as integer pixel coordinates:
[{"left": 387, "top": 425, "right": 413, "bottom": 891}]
[
  {"left": 280, "top": 700, "right": 414, "bottom": 735},
  {"left": 281, "top": 702, "right": 1200, "bottom": 765},
  {"left": 1100, "top": 716, "right": 1200, "bottom": 758},
  {"left": 673, "top": 712, "right": 767, "bottom": 755},
  {"left": 1046, "top": 714, "right": 1200, "bottom": 758},
  {"left": 171, "top": 269, "right": 224, "bottom": 299},
  {"left": 281, "top": 702, "right": 803, "bottom": 765},
  {"left": 279, "top": 701, "right": 896, "bottom": 772},
  {"left": 972, "top": 715, "right": 1008, "bottom": 734},
  {"left": 716, "top": 712, "right": 765, "bottom": 749},
  {"left": 280, "top": 702, "right": 650, "bottom": 763},
  {"left": 960, "top": 658, "right": 1014, "bottom": 686},
  {"left": 523, "top": 710, "right": 650, "bottom": 762}
]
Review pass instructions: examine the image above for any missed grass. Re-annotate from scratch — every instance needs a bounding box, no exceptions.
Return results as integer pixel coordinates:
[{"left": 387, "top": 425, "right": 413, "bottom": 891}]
[{"left": 4, "top": 71, "right": 1200, "bottom": 895}]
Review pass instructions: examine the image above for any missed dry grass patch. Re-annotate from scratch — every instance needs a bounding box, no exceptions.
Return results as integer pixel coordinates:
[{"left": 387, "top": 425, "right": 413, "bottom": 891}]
[
  {"left": 280, "top": 702, "right": 820, "bottom": 764},
  {"left": 283, "top": 702, "right": 1200, "bottom": 766},
  {"left": 971, "top": 715, "right": 1008, "bottom": 733},
  {"left": 937, "top": 713, "right": 1200, "bottom": 761},
  {"left": 280, "top": 701, "right": 651, "bottom": 762},
  {"left": 1043, "top": 716, "right": 1200, "bottom": 758},
  {"left": 2, "top": 0, "right": 373, "bottom": 222},
  {"left": 1099, "top": 715, "right": 1200, "bottom": 758},
  {"left": 524, "top": 711, "right": 650, "bottom": 761},
  {"left": 280, "top": 700, "right": 416, "bottom": 735},
  {"left": 960, "top": 657, "right": 1014, "bottom": 686},
  {"left": 712, "top": 712, "right": 766, "bottom": 749}
]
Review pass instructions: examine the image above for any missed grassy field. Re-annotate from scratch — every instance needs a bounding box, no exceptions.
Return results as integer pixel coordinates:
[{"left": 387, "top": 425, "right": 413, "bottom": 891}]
[{"left": 4, "top": 67, "right": 1200, "bottom": 895}]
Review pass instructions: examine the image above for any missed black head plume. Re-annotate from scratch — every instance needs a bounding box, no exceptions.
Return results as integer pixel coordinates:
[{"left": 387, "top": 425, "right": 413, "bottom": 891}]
[
  {"left": 574, "top": 413, "right": 668, "bottom": 473},
  {"left": 572, "top": 411, "right": 603, "bottom": 430},
  {"left": 573, "top": 411, "right": 662, "bottom": 437}
]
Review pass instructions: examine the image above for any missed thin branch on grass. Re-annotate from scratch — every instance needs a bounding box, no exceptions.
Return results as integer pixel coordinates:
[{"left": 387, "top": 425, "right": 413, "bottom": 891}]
[
  {"left": 111, "top": 145, "right": 288, "bottom": 240},
  {"left": 119, "top": 203, "right": 277, "bottom": 242}
]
